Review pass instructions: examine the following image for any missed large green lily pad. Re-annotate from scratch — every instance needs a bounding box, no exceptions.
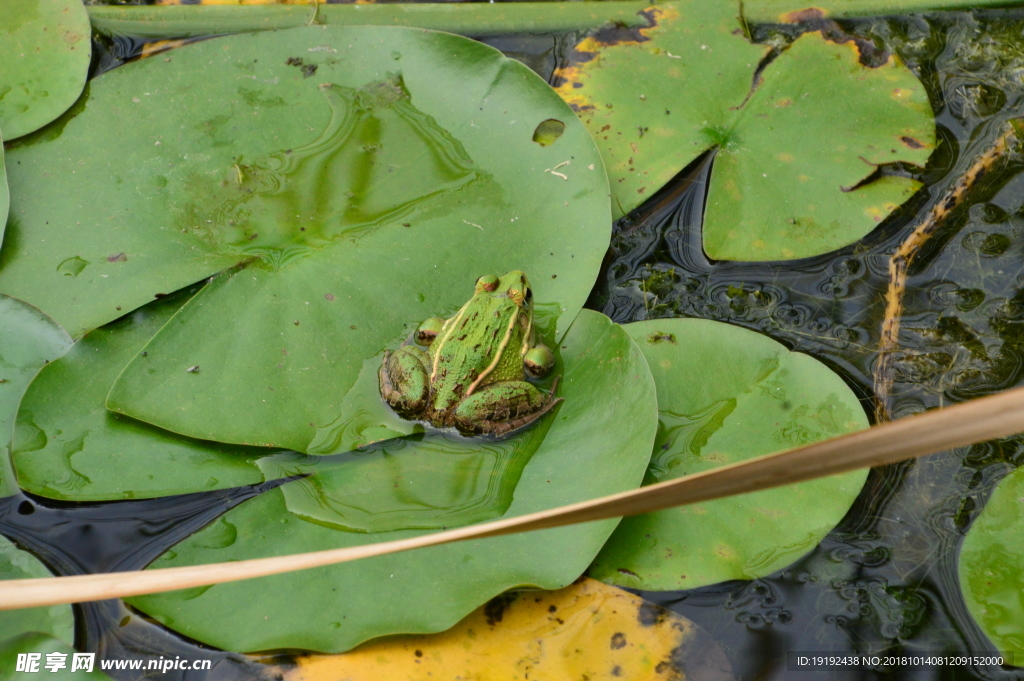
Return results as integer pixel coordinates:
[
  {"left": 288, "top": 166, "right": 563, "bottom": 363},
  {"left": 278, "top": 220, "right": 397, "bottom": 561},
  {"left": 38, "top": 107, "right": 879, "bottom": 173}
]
[
  {"left": 588, "top": 318, "right": 868, "bottom": 591},
  {"left": 0, "top": 294, "right": 71, "bottom": 497},
  {"left": 959, "top": 464, "right": 1024, "bottom": 657},
  {"left": 0, "top": 25, "right": 611, "bottom": 451},
  {"left": 0, "top": 535, "right": 74, "bottom": 650},
  {"left": 0, "top": 0, "right": 91, "bottom": 142},
  {"left": 127, "top": 310, "right": 658, "bottom": 653},
  {"left": 555, "top": 3, "right": 933, "bottom": 260},
  {"left": 12, "top": 288, "right": 277, "bottom": 501}
]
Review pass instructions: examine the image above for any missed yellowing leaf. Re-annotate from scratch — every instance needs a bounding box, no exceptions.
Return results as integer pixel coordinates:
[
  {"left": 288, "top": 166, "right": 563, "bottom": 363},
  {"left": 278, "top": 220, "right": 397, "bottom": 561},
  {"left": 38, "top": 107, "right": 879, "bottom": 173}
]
[{"left": 271, "top": 578, "right": 733, "bottom": 681}]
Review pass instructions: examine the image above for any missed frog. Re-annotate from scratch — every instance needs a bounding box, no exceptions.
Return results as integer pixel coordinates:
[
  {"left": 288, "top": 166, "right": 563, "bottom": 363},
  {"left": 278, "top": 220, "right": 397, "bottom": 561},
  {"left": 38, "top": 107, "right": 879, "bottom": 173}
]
[{"left": 379, "top": 271, "right": 561, "bottom": 436}]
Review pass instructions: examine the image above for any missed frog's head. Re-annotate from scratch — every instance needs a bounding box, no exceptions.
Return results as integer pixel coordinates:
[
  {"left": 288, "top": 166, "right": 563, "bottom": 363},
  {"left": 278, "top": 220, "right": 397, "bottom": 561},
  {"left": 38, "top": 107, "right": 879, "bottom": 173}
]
[{"left": 476, "top": 271, "right": 532, "bottom": 308}]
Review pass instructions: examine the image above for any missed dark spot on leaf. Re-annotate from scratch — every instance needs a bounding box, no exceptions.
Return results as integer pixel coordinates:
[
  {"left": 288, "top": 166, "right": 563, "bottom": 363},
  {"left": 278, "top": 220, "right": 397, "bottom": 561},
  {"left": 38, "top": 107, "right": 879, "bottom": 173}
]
[
  {"left": 414, "top": 650, "right": 423, "bottom": 657},
  {"left": 533, "top": 119, "right": 565, "bottom": 147},
  {"left": 638, "top": 602, "right": 667, "bottom": 627},
  {"left": 610, "top": 632, "right": 627, "bottom": 649},
  {"left": 301, "top": 64, "right": 318, "bottom": 78},
  {"left": 324, "top": 293, "right": 335, "bottom": 301},
  {"left": 900, "top": 135, "right": 925, "bottom": 149},
  {"left": 107, "top": 252, "right": 127, "bottom": 262},
  {"left": 285, "top": 57, "right": 303, "bottom": 66},
  {"left": 646, "top": 332, "right": 676, "bottom": 344},
  {"left": 618, "top": 567, "right": 640, "bottom": 578},
  {"left": 483, "top": 592, "right": 517, "bottom": 626},
  {"left": 548, "top": 604, "right": 557, "bottom": 613},
  {"left": 590, "top": 11, "right": 657, "bottom": 48}
]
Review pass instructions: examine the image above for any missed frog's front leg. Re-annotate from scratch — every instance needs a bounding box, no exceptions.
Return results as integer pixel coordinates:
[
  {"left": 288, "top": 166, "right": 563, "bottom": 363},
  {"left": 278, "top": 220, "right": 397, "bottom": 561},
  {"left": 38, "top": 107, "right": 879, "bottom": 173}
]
[
  {"left": 453, "top": 381, "right": 562, "bottom": 437},
  {"left": 379, "top": 345, "right": 431, "bottom": 418}
]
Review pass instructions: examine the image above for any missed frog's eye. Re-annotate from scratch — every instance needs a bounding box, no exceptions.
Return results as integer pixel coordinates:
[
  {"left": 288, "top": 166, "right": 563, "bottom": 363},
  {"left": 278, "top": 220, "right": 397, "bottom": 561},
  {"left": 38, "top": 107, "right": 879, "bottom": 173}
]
[
  {"left": 507, "top": 287, "right": 527, "bottom": 306},
  {"left": 476, "top": 275, "right": 500, "bottom": 293}
]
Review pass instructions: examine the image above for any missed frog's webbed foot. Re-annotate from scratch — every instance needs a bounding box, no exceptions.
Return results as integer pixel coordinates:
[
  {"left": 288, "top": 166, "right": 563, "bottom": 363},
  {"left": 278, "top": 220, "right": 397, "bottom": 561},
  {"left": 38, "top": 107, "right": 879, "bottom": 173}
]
[
  {"left": 379, "top": 346, "right": 431, "bottom": 418},
  {"left": 452, "top": 378, "right": 562, "bottom": 438}
]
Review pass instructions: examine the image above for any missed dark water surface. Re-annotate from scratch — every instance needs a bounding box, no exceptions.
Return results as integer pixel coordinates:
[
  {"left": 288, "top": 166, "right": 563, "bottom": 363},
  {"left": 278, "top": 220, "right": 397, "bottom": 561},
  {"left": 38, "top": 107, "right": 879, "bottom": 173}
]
[{"left": 5, "top": 8, "right": 1024, "bottom": 681}]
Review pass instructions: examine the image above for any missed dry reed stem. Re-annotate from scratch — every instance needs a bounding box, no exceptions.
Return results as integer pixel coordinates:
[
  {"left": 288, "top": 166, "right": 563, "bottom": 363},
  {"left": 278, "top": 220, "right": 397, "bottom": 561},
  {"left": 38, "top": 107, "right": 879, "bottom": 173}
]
[{"left": 4, "top": 383, "right": 1024, "bottom": 611}]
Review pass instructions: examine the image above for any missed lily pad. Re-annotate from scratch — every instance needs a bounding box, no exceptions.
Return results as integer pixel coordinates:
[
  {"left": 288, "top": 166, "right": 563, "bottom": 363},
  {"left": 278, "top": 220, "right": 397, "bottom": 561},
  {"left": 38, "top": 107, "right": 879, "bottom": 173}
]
[
  {"left": 0, "top": 294, "right": 72, "bottom": 496},
  {"left": 11, "top": 288, "right": 277, "bottom": 501},
  {"left": 0, "top": 27, "right": 611, "bottom": 452},
  {"left": 0, "top": 535, "right": 74, "bottom": 649},
  {"left": 587, "top": 318, "right": 869, "bottom": 591},
  {"left": 0, "top": 25, "right": 609, "bottom": 335},
  {"left": 0, "top": 0, "right": 91, "bottom": 142},
  {"left": 15, "top": 277, "right": 549, "bottom": 504},
  {"left": 959, "top": 464, "right": 1024, "bottom": 657},
  {"left": 127, "top": 310, "right": 659, "bottom": 653},
  {"left": 554, "top": 4, "right": 934, "bottom": 260},
  {"left": 267, "top": 578, "right": 733, "bottom": 681}
]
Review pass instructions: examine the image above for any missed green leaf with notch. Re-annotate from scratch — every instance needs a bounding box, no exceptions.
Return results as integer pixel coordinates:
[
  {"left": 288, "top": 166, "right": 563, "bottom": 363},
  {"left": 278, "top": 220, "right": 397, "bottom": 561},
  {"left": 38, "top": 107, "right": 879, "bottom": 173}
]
[
  {"left": 554, "top": 2, "right": 934, "bottom": 260},
  {"left": 588, "top": 318, "right": 869, "bottom": 591}
]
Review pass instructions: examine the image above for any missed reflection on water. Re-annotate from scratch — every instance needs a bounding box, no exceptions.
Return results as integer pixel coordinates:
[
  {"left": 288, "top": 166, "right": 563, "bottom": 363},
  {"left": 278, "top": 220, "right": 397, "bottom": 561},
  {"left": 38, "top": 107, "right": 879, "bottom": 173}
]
[
  {"left": 260, "top": 418, "right": 551, "bottom": 533},
  {"left": 182, "top": 76, "right": 490, "bottom": 267}
]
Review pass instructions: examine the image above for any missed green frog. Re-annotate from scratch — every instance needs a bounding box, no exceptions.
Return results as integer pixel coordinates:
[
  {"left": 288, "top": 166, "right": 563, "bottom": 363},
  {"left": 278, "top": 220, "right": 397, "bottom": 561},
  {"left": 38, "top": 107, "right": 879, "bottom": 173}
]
[{"left": 379, "top": 271, "right": 560, "bottom": 436}]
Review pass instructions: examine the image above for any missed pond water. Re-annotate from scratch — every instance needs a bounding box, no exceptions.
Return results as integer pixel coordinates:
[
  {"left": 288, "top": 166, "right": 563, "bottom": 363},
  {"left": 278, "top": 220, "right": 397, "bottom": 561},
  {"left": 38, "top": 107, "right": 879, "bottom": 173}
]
[{"left": 5, "top": 6, "right": 1024, "bottom": 680}]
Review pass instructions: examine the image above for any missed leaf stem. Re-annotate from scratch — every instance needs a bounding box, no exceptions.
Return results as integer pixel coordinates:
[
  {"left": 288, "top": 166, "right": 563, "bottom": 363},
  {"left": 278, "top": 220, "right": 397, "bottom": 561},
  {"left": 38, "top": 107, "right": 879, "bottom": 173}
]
[
  {"left": 87, "top": 2, "right": 651, "bottom": 39},
  {"left": 873, "top": 119, "right": 1022, "bottom": 422}
]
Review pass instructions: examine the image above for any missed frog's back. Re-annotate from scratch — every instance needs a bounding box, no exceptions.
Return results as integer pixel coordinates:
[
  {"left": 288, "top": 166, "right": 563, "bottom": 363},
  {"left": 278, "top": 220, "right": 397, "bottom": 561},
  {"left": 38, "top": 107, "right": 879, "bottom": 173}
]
[{"left": 429, "top": 294, "right": 519, "bottom": 414}]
